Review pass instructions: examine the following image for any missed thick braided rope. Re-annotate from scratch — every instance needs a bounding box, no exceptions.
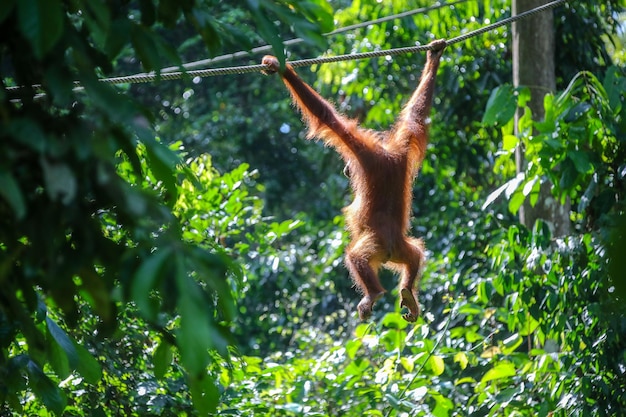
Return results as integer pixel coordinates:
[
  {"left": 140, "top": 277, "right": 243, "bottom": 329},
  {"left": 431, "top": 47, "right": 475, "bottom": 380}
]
[
  {"left": 157, "top": 0, "right": 472, "bottom": 73},
  {"left": 101, "top": 0, "right": 567, "bottom": 81},
  {"left": 8, "top": 0, "right": 567, "bottom": 91}
]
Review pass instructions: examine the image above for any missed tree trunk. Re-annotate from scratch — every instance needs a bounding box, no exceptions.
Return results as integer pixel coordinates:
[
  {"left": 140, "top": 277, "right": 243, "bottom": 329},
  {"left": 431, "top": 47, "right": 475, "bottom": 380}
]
[{"left": 512, "top": 0, "right": 570, "bottom": 236}]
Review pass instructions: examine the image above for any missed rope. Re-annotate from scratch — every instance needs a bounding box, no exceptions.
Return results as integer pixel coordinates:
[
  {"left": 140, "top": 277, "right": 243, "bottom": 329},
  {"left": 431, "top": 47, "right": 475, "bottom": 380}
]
[
  {"left": 7, "top": 0, "right": 567, "bottom": 92},
  {"left": 157, "top": 0, "right": 472, "bottom": 73},
  {"left": 104, "top": 0, "right": 567, "bottom": 83}
]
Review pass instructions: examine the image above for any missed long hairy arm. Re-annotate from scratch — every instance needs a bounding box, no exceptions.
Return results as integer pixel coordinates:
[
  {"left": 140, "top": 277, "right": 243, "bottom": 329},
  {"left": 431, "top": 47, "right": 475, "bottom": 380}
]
[
  {"left": 390, "top": 40, "right": 446, "bottom": 163},
  {"left": 262, "top": 56, "right": 376, "bottom": 160}
]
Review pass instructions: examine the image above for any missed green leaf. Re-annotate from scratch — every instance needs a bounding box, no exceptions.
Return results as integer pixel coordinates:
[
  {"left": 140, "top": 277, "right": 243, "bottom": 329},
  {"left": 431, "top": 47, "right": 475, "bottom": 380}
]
[
  {"left": 131, "top": 23, "right": 162, "bottom": 73},
  {"left": 247, "top": 0, "right": 286, "bottom": 66},
  {"left": 453, "top": 352, "right": 468, "bottom": 370},
  {"left": 105, "top": 18, "right": 130, "bottom": 58},
  {"left": 501, "top": 333, "right": 523, "bottom": 354},
  {"left": 47, "top": 331, "right": 70, "bottom": 379},
  {"left": 189, "top": 375, "right": 219, "bottom": 415},
  {"left": 503, "top": 134, "right": 518, "bottom": 152},
  {"left": 153, "top": 341, "right": 172, "bottom": 379},
  {"left": 522, "top": 176, "right": 541, "bottom": 208},
  {"left": 16, "top": 0, "right": 64, "bottom": 59},
  {"left": 26, "top": 360, "right": 67, "bottom": 414},
  {"left": 131, "top": 247, "right": 173, "bottom": 320},
  {"left": 144, "top": 141, "right": 179, "bottom": 207},
  {"left": 74, "top": 342, "right": 103, "bottom": 384},
  {"left": 565, "top": 102, "right": 592, "bottom": 123},
  {"left": 0, "top": 171, "right": 26, "bottom": 219},
  {"left": 175, "top": 250, "right": 232, "bottom": 375},
  {"left": 483, "top": 85, "right": 516, "bottom": 126},
  {"left": 429, "top": 355, "right": 445, "bottom": 376},
  {"left": 381, "top": 312, "right": 408, "bottom": 329},
  {"left": 508, "top": 189, "right": 526, "bottom": 214},
  {"left": 46, "top": 317, "right": 79, "bottom": 368},
  {"left": 568, "top": 150, "right": 592, "bottom": 174},
  {"left": 481, "top": 361, "right": 516, "bottom": 383},
  {"left": 8, "top": 118, "right": 46, "bottom": 152},
  {"left": 190, "top": 10, "right": 222, "bottom": 56},
  {"left": 81, "top": 0, "right": 111, "bottom": 49},
  {"left": 604, "top": 66, "right": 625, "bottom": 112}
]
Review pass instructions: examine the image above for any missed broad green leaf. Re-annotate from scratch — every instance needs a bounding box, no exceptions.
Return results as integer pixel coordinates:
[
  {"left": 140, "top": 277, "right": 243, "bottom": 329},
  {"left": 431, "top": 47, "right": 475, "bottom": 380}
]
[
  {"left": 568, "top": 150, "right": 593, "bottom": 174},
  {"left": 16, "top": 0, "right": 64, "bottom": 59},
  {"left": 345, "top": 339, "right": 362, "bottom": 360},
  {"left": 131, "top": 247, "right": 173, "bottom": 320},
  {"left": 153, "top": 341, "right": 172, "bottom": 379},
  {"left": 501, "top": 333, "right": 523, "bottom": 354},
  {"left": 0, "top": 171, "right": 26, "bottom": 219},
  {"left": 247, "top": 0, "right": 286, "bottom": 66},
  {"left": 503, "top": 134, "right": 518, "bottom": 151},
  {"left": 508, "top": 189, "right": 526, "bottom": 214},
  {"left": 26, "top": 360, "right": 67, "bottom": 414},
  {"left": 565, "top": 102, "right": 592, "bottom": 123},
  {"left": 8, "top": 118, "right": 46, "bottom": 152},
  {"left": 78, "top": 71, "right": 136, "bottom": 122},
  {"left": 400, "top": 356, "right": 414, "bottom": 372},
  {"left": 176, "top": 252, "right": 226, "bottom": 376},
  {"left": 429, "top": 355, "right": 445, "bottom": 376},
  {"left": 131, "top": 24, "right": 162, "bottom": 72},
  {"left": 559, "top": 159, "right": 578, "bottom": 191},
  {"left": 454, "top": 352, "right": 468, "bottom": 370},
  {"left": 517, "top": 86, "right": 531, "bottom": 107},
  {"left": 189, "top": 375, "right": 219, "bottom": 415},
  {"left": 381, "top": 312, "right": 408, "bottom": 329},
  {"left": 46, "top": 317, "right": 79, "bottom": 368},
  {"left": 144, "top": 141, "right": 179, "bottom": 207},
  {"left": 74, "top": 342, "right": 103, "bottom": 384},
  {"left": 47, "top": 331, "right": 70, "bottom": 379},
  {"left": 82, "top": 0, "right": 111, "bottom": 49},
  {"left": 604, "top": 66, "right": 625, "bottom": 112},
  {"left": 481, "top": 361, "right": 516, "bottom": 383},
  {"left": 522, "top": 176, "right": 541, "bottom": 207},
  {"left": 190, "top": 10, "right": 222, "bottom": 56},
  {"left": 104, "top": 18, "right": 130, "bottom": 58},
  {"left": 483, "top": 85, "right": 516, "bottom": 126}
]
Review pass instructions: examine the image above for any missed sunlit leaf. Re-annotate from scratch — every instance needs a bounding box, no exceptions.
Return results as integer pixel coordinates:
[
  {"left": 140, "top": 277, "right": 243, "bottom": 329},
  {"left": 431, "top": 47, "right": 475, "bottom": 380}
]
[
  {"left": 480, "top": 361, "right": 516, "bottom": 383},
  {"left": 501, "top": 333, "right": 523, "bottom": 354},
  {"left": 453, "top": 352, "right": 468, "bottom": 370},
  {"left": 429, "top": 355, "right": 445, "bottom": 376},
  {"left": 503, "top": 134, "right": 518, "bottom": 151}
]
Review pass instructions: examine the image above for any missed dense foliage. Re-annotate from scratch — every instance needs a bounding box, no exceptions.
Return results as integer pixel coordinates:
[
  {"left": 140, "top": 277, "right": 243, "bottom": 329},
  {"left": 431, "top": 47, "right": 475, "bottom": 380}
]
[{"left": 1, "top": 0, "right": 624, "bottom": 416}]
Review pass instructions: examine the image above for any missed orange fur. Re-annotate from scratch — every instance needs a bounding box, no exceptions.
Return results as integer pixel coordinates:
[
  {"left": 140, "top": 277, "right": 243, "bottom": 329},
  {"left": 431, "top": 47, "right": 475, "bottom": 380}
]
[{"left": 262, "top": 40, "right": 446, "bottom": 321}]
